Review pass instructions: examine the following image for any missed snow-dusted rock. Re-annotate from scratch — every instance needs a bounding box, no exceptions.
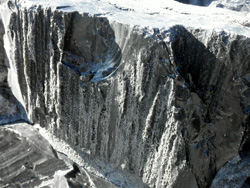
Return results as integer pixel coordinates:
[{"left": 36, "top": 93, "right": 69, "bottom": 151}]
[
  {"left": 210, "top": 0, "right": 250, "bottom": 12},
  {"left": 0, "top": 0, "right": 250, "bottom": 187},
  {"left": 0, "top": 15, "right": 28, "bottom": 125}
]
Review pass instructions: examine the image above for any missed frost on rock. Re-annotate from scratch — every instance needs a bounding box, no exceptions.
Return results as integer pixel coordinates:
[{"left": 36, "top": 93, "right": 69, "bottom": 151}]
[{"left": 0, "top": 0, "right": 250, "bottom": 188}]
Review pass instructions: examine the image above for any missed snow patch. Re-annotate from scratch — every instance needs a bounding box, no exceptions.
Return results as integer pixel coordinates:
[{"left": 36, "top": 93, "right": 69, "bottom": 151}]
[{"left": 9, "top": 0, "right": 250, "bottom": 37}]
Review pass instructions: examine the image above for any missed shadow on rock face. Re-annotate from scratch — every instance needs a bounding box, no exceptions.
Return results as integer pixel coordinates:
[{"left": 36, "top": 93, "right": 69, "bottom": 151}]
[
  {"left": 0, "top": 18, "right": 8, "bottom": 87},
  {"left": 169, "top": 25, "right": 250, "bottom": 188},
  {"left": 0, "top": 87, "right": 30, "bottom": 125},
  {"left": 170, "top": 25, "right": 222, "bottom": 124},
  {"left": 62, "top": 13, "right": 122, "bottom": 85},
  {"left": 211, "top": 129, "right": 250, "bottom": 188},
  {"left": 174, "top": 0, "right": 213, "bottom": 6}
]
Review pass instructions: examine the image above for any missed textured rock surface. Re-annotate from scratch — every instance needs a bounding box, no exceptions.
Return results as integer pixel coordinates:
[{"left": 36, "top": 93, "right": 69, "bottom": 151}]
[
  {"left": 0, "top": 17, "right": 7, "bottom": 86},
  {"left": 0, "top": 4, "right": 119, "bottom": 187},
  {"left": 1, "top": 14, "right": 28, "bottom": 122},
  {"left": 0, "top": 123, "right": 118, "bottom": 188},
  {"left": 175, "top": 0, "right": 250, "bottom": 11},
  {"left": 210, "top": 0, "right": 250, "bottom": 12},
  {"left": 0, "top": 16, "right": 28, "bottom": 125},
  {"left": 0, "top": 87, "right": 29, "bottom": 125},
  {"left": 211, "top": 152, "right": 250, "bottom": 188},
  {"left": 0, "top": 0, "right": 250, "bottom": 187}
]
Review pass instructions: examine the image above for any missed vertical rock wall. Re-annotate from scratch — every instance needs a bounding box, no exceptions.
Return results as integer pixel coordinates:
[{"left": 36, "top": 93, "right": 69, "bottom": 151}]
[
  {"left": 169, "top": 27, "right": 250, "bottom": 187},
  {"left": 2, "top": 2, "right": 250, "bottom": 188},
  {"left": 0, "top": 15, "right": 28, "bottom": 125}
]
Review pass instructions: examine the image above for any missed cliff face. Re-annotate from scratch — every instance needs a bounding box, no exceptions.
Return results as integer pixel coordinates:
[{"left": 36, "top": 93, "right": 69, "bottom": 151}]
[{"left": 1, "top": 0, "right": 250, "bottom": 187}]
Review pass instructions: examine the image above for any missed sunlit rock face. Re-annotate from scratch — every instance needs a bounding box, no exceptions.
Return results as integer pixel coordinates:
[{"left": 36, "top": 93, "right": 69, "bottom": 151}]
[
  {"left": 3, "top": 8, "right": 185, "bottom": 187},
  {"left": 0, "top": 0, "right": 250, "bottom": 187}
]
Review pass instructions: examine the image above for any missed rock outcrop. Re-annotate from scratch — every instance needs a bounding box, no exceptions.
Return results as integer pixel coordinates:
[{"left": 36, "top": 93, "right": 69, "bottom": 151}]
[{"left": 0, "top": 0, "right": 250, "bottom": 187}]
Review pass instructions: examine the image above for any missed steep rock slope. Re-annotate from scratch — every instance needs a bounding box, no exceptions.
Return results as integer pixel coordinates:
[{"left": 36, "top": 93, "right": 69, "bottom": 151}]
[
  {"left": 1, "top": 0, "right": 250, "bottom": 187},
  {"left": 0, "top": 15, "right": 119, "bottom": 187}
]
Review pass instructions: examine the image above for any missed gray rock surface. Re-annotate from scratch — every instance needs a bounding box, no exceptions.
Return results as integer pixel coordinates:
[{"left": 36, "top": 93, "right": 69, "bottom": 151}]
[
  {"left": 174, "top": 0, "right": 213, "bottom": 6},
  {"left": 0, "top": 0, "right": 250, "bottom": 187},
  {"left": 175, "top": 0, "right": 250, "bottom": 12},
  {"left": 211, "top": 152, "right": 250, "bottom": 188},
  {"left": 0, "top": 17, "right": 7, "bottom": 86},
  {"left": 210, "top": 0, "right": 250, "bottom": 12},
  {"left": 0, "top": 6, "right": 119, "bottom": 187},
  {"left": 0, "top": 16, "right": 29, "bottom": 125},
  {"left": 0, "top": 87, "right": 29, "bottom": 125},
  {"left": 0, "top": 123, "right": 118, "bottom": 188}
]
